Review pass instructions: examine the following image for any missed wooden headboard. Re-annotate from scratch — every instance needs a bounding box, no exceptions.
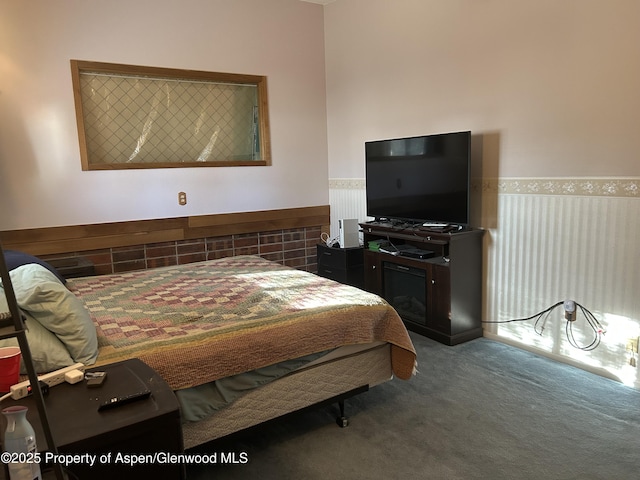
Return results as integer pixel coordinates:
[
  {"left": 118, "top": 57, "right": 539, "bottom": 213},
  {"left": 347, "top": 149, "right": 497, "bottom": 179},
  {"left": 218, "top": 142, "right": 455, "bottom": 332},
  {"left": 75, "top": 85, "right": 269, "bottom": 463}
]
[
  {"left": 0, "top": 206, "right": 329, "bottom": 256},
  {"left": 0, "top": 206, "right": 330, "bottom": 275}
]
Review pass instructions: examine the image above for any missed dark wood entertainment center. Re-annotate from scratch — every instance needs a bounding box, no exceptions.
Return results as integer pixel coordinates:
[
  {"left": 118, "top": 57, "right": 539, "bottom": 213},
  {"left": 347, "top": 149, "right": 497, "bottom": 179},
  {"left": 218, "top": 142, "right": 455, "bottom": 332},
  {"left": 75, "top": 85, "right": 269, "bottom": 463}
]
[{"left": 360, "top": 221, "right": 484, "bottom": 345}]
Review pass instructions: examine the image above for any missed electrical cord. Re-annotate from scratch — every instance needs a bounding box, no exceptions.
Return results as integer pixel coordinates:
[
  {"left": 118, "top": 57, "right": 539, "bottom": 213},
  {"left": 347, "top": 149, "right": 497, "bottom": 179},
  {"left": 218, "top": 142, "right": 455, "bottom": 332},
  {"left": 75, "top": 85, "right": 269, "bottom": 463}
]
[
  {"left": 483, "top": 300, "right": 606, "bottom": 351},
  {"left": 320, "top": 232, "right": 339, "bottom": 247},
  {"left": 566, "top": 303, "right": 605, "bottom": 351}
]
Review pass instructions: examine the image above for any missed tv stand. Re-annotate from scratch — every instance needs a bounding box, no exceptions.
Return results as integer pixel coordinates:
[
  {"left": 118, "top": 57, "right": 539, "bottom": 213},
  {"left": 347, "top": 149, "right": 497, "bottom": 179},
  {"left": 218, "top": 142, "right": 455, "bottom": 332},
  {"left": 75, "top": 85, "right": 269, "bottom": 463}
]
[{"left": 360, "top": 221, "right": 484, "bottom": 345}]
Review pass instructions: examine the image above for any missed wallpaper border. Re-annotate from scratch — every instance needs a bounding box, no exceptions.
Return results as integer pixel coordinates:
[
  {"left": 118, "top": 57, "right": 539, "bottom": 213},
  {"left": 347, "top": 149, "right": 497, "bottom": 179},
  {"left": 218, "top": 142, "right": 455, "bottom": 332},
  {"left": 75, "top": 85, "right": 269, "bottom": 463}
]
[
  {"left": 329, "top": 178, "right": 640, "bottom": 198},
  {"left": 478, "top": 177, "right": 639, "bottom": 197},
  {"left": 328, "top": 178, "right": 366, "bottom": 189}
]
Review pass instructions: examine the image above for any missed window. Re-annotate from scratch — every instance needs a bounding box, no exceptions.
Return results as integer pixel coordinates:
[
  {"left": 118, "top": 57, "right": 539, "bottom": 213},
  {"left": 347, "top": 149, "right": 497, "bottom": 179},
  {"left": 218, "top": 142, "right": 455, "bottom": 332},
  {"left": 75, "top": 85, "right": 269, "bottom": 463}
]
[{"left": 71, "top": 60, "right": 271, "bottom": 170}]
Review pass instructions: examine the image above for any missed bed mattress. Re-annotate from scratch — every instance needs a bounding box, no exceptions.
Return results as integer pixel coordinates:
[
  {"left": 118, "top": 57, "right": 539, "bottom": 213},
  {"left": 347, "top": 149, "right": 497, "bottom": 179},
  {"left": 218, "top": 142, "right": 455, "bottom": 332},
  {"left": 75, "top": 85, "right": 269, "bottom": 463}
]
[{"left": 67, "top": 255, "right": 416, "bottom": 390}]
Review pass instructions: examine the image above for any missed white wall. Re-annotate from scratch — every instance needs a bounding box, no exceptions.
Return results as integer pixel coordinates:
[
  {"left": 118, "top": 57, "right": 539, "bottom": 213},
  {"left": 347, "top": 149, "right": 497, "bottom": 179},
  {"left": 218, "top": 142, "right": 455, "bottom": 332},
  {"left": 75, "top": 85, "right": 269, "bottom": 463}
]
[
  {"left": 324, "top": 0, "right": 640, "bottom": 387},
  {"left": 0, "top": 0, "right": 328, "bottom": 229}
]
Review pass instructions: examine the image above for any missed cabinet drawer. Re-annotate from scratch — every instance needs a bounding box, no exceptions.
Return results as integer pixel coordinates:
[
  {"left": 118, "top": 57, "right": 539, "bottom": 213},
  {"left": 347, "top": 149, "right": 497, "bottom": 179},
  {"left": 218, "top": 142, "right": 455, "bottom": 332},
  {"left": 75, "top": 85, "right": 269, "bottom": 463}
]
[
  {"left": 317, "top": 265, "right": 364, "bottom": 289},
  {"left": 318, "top": 265, "right": 348, "bottom": 283},
  {"left": 317, "top": 244, "right": 363, "bottom": 268}
]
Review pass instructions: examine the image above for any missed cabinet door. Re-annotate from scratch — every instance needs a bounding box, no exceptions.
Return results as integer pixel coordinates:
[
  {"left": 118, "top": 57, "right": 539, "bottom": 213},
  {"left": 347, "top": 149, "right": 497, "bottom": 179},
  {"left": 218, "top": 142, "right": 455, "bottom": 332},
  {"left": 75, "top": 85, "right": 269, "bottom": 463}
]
[
  {"left": 427, "top": 264, "right": 451, "bottom": 334},
  {"left": 363, "top": 250, "right": 382, "bottom": 295}
]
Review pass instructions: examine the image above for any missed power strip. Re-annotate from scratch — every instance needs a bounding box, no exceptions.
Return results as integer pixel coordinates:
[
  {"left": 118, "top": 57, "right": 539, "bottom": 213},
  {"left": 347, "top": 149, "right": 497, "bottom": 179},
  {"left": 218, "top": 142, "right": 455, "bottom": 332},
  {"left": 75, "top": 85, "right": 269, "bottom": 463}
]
[{"left": 9, "top": 363, "right": 86, "bottom": 400}]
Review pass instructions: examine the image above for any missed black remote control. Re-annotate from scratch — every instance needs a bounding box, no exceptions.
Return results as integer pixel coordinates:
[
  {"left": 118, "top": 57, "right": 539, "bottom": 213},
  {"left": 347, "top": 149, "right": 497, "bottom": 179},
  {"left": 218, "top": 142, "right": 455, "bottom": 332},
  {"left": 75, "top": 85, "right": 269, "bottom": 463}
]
[{"left": 98, "top": 389, "right": 151, "bottom": 411}]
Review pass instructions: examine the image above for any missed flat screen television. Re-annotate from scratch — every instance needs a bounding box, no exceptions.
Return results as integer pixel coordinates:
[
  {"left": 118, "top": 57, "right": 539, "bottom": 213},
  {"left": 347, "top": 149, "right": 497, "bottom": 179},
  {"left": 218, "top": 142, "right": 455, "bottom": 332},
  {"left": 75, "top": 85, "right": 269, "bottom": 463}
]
[{"left": 365, "top": 130, "right": 471, "bottom": 226}]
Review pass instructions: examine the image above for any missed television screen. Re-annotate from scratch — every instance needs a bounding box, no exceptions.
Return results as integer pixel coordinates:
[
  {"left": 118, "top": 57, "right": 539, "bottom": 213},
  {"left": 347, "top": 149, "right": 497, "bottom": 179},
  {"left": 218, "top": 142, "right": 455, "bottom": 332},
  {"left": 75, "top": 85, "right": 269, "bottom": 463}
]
[{"left": 365, "top": 131, "right": 471, "bottom": 226}]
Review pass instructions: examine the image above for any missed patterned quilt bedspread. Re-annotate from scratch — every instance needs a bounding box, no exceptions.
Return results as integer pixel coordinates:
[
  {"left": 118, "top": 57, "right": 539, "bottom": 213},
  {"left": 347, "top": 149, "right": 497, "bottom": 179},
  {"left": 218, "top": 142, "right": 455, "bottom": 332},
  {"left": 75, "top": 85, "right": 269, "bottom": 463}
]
[{"left": 67, "top": 255, "right": 416, "bottom": 390}]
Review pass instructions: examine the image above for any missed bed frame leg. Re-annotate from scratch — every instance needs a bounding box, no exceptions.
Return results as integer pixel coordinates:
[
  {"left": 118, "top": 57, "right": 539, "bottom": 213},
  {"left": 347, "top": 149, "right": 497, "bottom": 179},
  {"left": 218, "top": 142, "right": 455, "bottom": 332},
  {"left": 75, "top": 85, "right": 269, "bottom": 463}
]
[{"left": 336, "top": 399, "right": 350, "bottom": 428}]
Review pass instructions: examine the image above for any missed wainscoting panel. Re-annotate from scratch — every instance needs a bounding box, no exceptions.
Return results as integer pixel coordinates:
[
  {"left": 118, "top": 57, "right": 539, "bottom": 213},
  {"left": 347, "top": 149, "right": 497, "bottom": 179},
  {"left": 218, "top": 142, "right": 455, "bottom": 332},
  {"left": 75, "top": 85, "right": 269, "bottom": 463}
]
[
  {"left": 327, "top": 179, "right": 368, "bottom": 242},
  {"left": 483, "top": 185, "right": 640, "bottom": 388},
  {"left": 329, "top": 177, "right": 640, "bottom": 388},
  {"left": 486, "top": 193, "right": 639, "bottom": 321}
]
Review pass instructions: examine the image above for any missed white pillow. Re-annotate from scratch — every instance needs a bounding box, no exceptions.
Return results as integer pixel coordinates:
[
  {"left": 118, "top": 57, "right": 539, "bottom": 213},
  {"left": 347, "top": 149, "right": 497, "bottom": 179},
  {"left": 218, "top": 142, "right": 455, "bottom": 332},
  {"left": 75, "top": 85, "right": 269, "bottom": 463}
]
[
  {"left": 0, "top": 296, "right": 75, "bottom": 373},
  {"left": 5, "top": 264, "right": 98, "bottom": 366}
]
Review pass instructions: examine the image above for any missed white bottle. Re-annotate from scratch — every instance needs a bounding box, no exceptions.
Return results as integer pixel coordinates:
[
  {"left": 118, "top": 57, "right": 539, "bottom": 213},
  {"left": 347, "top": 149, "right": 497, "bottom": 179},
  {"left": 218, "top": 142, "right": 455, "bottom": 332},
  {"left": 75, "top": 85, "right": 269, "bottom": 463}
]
[{"left": 2, "top": 406, "right": 42, "bottom": 480}]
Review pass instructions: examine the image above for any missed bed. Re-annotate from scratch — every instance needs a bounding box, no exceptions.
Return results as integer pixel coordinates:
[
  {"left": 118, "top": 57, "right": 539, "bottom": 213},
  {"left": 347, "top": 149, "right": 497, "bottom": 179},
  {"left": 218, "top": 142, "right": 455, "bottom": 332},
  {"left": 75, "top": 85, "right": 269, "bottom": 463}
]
[{"left": 1, "top": 254, "right": 416, "bottom": 449}]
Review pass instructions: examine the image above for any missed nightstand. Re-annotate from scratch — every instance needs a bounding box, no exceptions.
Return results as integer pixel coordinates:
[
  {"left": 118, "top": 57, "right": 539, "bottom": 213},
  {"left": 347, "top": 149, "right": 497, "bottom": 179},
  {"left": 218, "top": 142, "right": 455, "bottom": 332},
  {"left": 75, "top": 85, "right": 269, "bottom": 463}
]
[
  {"left": 0, "top": 359, "right": 184, "bottom": 480},
  {"left": 317, "top": 244, "right": 364, "bottom": 289}
]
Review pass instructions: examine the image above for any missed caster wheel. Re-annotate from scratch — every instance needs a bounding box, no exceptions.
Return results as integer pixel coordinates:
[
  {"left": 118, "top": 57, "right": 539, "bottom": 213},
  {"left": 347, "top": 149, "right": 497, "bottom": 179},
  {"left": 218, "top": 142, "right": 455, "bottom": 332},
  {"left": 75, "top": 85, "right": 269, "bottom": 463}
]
[{"left": 336, "top": 416, "right": 349, "bottom": 428}]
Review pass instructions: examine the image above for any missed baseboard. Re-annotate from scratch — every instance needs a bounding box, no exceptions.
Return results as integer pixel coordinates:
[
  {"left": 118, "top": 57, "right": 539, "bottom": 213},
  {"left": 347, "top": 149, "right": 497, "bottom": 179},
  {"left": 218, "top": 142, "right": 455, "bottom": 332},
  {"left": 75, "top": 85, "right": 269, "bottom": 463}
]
[{"left": 483, "top": 331, "right": 623, "bottom": 384}]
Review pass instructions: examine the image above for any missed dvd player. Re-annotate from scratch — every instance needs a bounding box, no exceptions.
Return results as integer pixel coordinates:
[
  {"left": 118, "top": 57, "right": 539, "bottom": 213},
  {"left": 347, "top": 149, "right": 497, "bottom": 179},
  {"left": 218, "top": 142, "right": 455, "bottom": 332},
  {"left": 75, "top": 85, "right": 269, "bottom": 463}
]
[{"left": 399, "top": 248, "right": 434, "bottom": 259}]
